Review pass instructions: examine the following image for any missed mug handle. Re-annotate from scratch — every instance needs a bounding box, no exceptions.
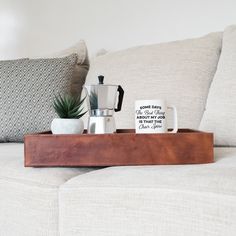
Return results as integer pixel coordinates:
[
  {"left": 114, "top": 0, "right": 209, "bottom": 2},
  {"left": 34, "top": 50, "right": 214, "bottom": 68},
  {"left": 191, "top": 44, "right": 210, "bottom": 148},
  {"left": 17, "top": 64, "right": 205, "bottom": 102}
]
[{"left": 167, "top": 105, "right": 178, "bottom": 133}]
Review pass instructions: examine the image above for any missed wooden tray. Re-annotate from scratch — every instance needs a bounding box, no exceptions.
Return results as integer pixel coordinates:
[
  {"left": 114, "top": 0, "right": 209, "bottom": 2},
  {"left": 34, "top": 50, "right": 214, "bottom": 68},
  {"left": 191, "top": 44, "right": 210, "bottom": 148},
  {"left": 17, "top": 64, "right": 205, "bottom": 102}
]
[{"left": 24, "top": 129, "right": 214, "bottom": 167}]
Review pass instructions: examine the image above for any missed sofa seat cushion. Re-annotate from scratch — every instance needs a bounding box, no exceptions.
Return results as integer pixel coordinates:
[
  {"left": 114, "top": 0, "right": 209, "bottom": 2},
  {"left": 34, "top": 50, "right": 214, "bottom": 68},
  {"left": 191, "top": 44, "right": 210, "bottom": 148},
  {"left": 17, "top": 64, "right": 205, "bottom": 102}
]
[
  {"left": 0, "top": 143, "right": 97, "bottom": 236},
  {"left": 60, "top": 147, "right": 236, "bottom": 236},
  {"left": 0, "top": 143, "right": 94, "bottom": 186}
]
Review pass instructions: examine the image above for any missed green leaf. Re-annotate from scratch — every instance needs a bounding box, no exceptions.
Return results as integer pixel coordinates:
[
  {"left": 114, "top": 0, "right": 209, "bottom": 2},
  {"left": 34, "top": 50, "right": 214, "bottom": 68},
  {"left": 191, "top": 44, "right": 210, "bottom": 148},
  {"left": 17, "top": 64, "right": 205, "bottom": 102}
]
[{"left": 53, "top": 93, "right": 87, "bottom": 119}]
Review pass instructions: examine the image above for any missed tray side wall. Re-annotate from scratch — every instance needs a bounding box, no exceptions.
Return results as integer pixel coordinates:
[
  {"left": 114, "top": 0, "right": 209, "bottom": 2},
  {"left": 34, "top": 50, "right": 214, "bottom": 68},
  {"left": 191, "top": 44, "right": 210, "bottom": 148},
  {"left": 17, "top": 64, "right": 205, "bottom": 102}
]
[{"left": 24, "top": 130, "right": 214, "bottom": 167}]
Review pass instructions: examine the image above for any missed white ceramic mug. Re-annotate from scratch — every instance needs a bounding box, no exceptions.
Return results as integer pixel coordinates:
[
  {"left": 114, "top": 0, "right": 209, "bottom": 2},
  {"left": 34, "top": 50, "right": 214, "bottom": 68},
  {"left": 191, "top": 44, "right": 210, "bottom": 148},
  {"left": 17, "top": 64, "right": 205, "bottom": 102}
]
[{"left": 135, "top": 99, "right": 178, "bottom": 133}]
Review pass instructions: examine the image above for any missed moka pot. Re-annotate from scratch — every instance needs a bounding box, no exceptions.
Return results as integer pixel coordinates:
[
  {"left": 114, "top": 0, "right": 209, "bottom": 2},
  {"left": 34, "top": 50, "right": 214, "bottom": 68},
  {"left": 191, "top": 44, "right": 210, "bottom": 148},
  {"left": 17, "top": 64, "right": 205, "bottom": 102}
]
[{"left": 83, "top": 75, "right": 124, "bottom": 134}]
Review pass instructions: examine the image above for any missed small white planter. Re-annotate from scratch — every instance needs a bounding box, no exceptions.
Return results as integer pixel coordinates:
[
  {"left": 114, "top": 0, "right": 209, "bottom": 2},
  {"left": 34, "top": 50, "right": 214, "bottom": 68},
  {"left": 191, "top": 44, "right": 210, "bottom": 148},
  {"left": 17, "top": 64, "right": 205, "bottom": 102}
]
[{"left": 51, "top": 118, "right": 84, "bottom": 134}]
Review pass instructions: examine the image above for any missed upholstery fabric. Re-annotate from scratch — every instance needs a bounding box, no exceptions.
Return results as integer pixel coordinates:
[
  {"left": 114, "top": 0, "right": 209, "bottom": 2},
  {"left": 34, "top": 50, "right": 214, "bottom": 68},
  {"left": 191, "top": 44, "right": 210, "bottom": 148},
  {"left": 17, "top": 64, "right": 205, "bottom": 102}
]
[
  {"left": 200, "top": 25, "right": 236, "bottom": 146},
  {"left": 0, "top": 143, "right": 96, "bottom": 236},
  {"left": 85, "top": 33, "right": 222, "bottom": 129},
  {"left": 0, "top": 54, "right": 77, "bottom": 142},
  {"left": 60, "top": 147, "right": 236, "bottom": 236},
  {"left": 39, "top": 40, "right": 89, "bottom": 98}
]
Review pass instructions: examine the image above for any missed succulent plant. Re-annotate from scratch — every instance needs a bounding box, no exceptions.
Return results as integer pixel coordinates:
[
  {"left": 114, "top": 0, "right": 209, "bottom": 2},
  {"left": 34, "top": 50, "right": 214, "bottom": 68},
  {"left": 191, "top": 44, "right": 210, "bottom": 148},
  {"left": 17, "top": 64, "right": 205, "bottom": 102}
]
[{"left": 53, "top": 94, "right": 87, "bottom": 119}]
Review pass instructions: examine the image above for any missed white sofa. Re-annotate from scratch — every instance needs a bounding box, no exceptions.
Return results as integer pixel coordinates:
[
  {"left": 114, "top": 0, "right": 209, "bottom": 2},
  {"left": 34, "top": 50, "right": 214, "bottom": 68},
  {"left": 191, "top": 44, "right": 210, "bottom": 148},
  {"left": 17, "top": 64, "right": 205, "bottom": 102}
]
[
  {"left": 1, "top": 26, "right": 236, "bottom": 236},
  {"left": 1, "top": 144, "right": 236, "bottom": 236}
]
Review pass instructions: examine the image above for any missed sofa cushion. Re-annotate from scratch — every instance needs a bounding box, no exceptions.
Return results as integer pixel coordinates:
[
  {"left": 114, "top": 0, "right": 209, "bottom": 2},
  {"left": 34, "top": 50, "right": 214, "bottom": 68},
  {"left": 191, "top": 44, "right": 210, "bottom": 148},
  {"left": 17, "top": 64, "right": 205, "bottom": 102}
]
[
  {"left": 34, "top": 40, "right": 89, "bottom": 98},
  {"left": 0, "top": 143, "right": 96, "bottom": 236},
  {"left": 59, "top": 147, "right": 236, "bottom": 236},
  {"left": 0, "top": 54, "right": 78, "bottom": 142},
  {"left": 200, "top": 25, "right": 236, "bottom": 146},
  {"left": 85, "top": 33, "right": 222, "bottom": 129}
]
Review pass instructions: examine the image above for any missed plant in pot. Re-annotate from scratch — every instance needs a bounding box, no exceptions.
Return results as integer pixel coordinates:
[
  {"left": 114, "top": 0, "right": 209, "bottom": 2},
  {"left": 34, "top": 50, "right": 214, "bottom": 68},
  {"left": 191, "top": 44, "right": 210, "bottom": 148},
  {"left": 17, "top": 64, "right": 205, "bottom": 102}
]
[{"left": 51, "top": 94, "right": 87, "bottom": 134}]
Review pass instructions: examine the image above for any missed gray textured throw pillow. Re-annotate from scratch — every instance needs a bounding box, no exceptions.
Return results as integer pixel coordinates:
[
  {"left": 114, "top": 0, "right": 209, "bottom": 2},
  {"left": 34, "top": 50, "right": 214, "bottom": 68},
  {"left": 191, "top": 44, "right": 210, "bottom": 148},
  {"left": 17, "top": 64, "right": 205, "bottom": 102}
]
[{"left": 0, "top": 54, "right": 78, "bottom": 142}]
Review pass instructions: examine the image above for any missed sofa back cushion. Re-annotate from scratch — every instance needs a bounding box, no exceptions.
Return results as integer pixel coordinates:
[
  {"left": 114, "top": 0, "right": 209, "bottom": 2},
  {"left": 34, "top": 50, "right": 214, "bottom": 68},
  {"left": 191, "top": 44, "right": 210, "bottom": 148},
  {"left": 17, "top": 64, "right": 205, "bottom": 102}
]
[
  {"left": 85, "top": 33, "right": 222, "bottom": 129},
  {"left": 33, "top": 40, "right": 89, "bottom": 98},
  {"left": 200, "top": 26, "right": 236, "bottom": 146},
  {"left": 0, "top": 54, "right": 78, "bottom": 142}
]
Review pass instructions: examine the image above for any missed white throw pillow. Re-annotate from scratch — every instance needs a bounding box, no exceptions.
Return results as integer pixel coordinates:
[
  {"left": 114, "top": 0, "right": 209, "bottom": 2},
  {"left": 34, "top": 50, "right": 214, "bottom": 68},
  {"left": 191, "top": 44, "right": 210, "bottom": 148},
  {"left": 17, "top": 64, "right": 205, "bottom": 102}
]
[
  {"left": 46, "top": 40, "right": 89, "bottom": 66},
  {"left": 85, "top": 33, "right": 222, "bottom": 129},
  {"left": 200, "top": 25, "right": 236, "bottom": 146}
]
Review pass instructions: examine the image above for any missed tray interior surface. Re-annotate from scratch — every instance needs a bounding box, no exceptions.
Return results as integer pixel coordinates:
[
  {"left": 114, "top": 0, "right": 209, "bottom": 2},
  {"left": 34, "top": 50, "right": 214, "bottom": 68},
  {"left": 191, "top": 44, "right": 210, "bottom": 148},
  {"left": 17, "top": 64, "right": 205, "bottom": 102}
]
[{"left": 29, "top": 129, "right": 205, "bottom": 136}]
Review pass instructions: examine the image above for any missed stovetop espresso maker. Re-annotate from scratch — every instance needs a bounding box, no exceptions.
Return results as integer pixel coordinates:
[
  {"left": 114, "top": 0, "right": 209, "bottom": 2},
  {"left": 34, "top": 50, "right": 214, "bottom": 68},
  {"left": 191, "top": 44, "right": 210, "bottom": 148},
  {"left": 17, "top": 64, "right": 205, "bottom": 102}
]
[{"left": 83, "top": 75, "right": 124, "bottom": 134}]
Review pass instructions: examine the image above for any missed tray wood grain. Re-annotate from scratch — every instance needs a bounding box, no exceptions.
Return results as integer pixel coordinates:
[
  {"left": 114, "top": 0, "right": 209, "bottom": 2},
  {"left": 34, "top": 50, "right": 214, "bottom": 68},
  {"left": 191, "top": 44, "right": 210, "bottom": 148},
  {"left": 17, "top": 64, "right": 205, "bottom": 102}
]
[{"left": 24, "top": 129, "right": 214, "bottom": 167}]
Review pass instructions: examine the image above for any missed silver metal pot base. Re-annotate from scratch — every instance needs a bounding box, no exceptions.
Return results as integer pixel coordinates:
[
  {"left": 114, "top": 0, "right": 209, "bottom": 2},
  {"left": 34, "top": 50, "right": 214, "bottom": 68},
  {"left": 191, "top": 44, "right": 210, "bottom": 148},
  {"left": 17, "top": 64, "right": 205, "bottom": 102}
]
[{"left": 87, "top": 116, "right": 116, "bottom": 134}]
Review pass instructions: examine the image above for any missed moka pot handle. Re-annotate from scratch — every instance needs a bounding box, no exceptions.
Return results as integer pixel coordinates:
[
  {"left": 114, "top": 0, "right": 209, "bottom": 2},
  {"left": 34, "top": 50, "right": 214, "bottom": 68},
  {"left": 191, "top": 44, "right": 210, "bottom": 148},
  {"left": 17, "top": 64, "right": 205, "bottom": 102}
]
[{"left": 115, "top": 85, "right": 124, "bottom": 112}]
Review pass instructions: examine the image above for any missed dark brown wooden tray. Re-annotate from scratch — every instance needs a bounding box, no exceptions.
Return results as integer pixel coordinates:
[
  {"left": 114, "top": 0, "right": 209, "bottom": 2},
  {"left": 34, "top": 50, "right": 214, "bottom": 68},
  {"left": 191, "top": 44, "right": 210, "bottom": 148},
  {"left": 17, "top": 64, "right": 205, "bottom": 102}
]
[{"left": 24, "top": 129, "right": 214, "bottom": 167}]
